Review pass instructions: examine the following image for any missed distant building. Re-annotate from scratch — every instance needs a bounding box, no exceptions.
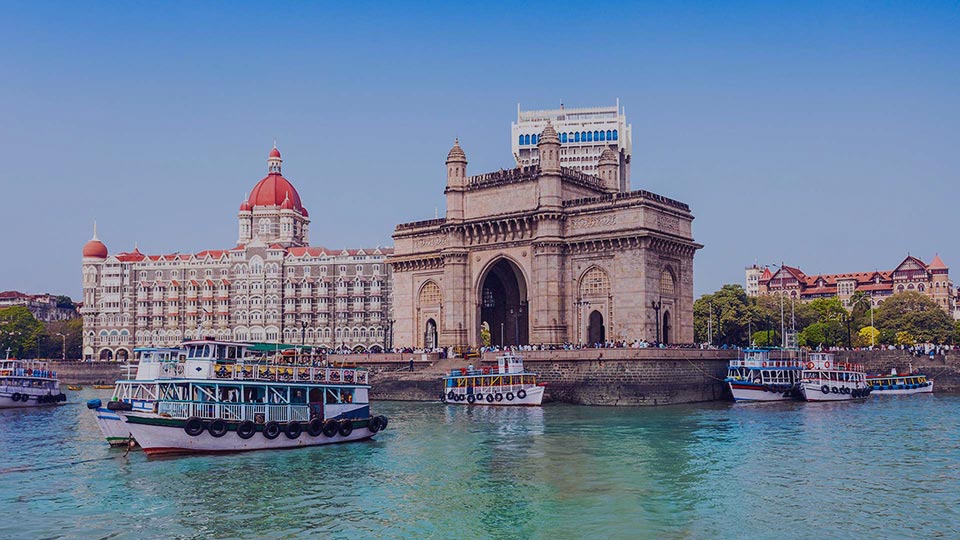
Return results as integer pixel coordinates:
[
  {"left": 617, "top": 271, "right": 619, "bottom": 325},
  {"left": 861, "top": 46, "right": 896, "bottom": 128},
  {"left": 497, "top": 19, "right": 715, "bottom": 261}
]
[
  {"left": 511, "top": 101, "right": 632, "bottom": 191},
  {"left": 0, "top": 291, "right": 78, "bottom": 322},
  {"left": 744, "top": 264, "right": 765, "bottom": 297},
  {"left": 747, "top": 255, "right": 955, "bottom": 316},
  {"left": 81, "top": 146, "right": 393, "bottom": 361}
]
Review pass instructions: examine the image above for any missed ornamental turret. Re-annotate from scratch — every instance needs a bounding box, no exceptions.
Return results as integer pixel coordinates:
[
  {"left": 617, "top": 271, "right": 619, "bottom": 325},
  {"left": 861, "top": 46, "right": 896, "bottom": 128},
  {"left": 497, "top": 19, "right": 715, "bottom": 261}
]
[
  {"left": 445, "top": 139, "right": 467, "bottom": 221},
  {"left": 598, "top": 146, "right": 619, "bottom": 193}
]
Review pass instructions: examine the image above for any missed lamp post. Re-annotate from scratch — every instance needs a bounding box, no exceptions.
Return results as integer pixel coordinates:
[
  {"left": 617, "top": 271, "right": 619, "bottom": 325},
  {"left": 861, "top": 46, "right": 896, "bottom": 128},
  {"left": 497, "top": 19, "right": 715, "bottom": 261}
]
[
  {"left": 575, "top": 299, "right": 590, "bottom": 345},
  {"left": 651, "top": 298, "right": 662, "bottom": 343},
  {"left": 850, "top": 294, "right": 875, "bottom": 347},
  {"left": 707, "top": 301, "right": 713, "bottom": 345},
  {"left": 56, "top": 332, "right": 67, "bottom": 361},
  {"left": 387, "top": 319, "right": 395, "bottom": 351},
  {"left": 300, "top": 319, "right": 307, "bottom": 348}
]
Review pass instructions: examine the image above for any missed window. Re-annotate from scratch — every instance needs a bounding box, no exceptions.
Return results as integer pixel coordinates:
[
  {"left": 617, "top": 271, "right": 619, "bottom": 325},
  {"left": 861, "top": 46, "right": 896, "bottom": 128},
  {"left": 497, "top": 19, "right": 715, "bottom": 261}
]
[
  {"left": 419, "top": 281, "right": 442, "bottom": 306},
  {"left": 580, "top": 267, "right": 611, "bottom": 297},
  {"left": 660, "top": 268, "right": 676, "bottom": 296}
]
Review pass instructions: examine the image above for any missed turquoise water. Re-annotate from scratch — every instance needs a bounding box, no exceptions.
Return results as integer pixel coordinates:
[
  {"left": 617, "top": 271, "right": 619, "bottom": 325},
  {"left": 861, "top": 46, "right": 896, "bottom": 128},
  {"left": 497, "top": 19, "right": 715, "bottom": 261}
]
[{"left": 1, "top": 392, "right": 958, "bottom": 540}]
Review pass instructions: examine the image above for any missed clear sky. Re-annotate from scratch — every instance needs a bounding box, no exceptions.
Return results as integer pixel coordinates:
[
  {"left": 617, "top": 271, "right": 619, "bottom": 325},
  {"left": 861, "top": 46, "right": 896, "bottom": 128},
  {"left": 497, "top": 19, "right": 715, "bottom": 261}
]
[{"left": 1, "top": 1, "right": 957, "bottom": 299}]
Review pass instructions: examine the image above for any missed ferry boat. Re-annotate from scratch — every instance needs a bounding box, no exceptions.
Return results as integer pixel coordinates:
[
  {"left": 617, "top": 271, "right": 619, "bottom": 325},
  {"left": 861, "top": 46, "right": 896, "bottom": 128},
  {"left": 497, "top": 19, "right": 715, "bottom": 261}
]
[
  {"left": 86, "top": 347, "right": 183, "bottom": 446},
  {"left": 0, "top": 354, "right": 66, "bottom": 408},
  {"left": 725, "top": 349, "right": 804, "bottom": 402},
  {"left": 867, "top": 368, "right": 934, "bottom": 395},
  {"left": 799, "top": 353, "right": 871, "bottom": 402},
  {"left": 441, "top": 354, "right": 545, "bottom": 406},
  {"left": 113, "top": 340, "right": 388, "bottom": 456}
]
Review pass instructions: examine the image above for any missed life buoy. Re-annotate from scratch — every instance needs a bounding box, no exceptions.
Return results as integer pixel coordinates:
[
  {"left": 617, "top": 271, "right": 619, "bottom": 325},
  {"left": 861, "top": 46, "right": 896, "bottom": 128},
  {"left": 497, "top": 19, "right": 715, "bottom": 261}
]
[
  {"left": 447, "top": 391, "right": 456, "bottom": 401},
  {"left": 208, "top": 419, "right": 228, "bottom": 438},
  {"left": 184, "top": 417, "right": 204, "bottom": 437},
  {"left": 467, "top": 394, "right": 476, "bottom": 404},
  {"left": 474, "top": 393, "right": 484, "bottom": 402},
  {"left": 823, "top": 361, "right": 831, "bottom": 368},
  {"left": 495, "top": 393, "right": 503, "bottom": 402},
  {"left": 377, "top": 415, "right": 388, "bottom": 430},
  {"left": 308, "top": 418, "right": 324, "bottom": 437},
  {"left": 505, "top": 392, "right": 515, "bottom": 401},
  {"left": 338, "top": 419, "right": 353, "bottom": 437},
  {"left": 830, "top": 387, "right": 839, "bottom": 394},
  {"left": 262, "top": 421, "right": 281, "bottom": 439},
  {"left": 486, "top": 394, "right": 495, "bottom": 403},
  {"left": 322, "top": 419, "right": 339, "bottom": 437},
  {"left": 841, "top": 387, "right": 850, "bottom": 395},
  {"left": 762, "top": 362, "right": 767, "bottom": 367},
  {"left": 10, "top": 392, "right": 21, "bottom": 402},
  {"left": 285, "top": 421, "right": 303, "bottom": 439},
  {"left": 236, "top": 420, "right": 257, "bottom": 439},
  {"left": 821, "top": 385, "right": 829, "bottom": 395},
  {"left": 368, "top": 416, "right": 382, "bottom": 433},
  {"left": 517, "top": 389, "right": 527, "bottom": 399},
  {"left": 440, "top": 392, "right": 447, "bottom": 402},
  {"left": 807, "top": 362, "right": 814, "bottom": 369}
]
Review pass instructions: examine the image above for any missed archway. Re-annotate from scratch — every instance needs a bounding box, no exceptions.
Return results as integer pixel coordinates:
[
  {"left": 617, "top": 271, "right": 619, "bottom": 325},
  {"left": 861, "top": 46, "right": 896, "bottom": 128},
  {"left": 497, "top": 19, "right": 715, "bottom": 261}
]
[
  {"left": 662, "top": 311, "right": 672, "bottom": 344},
  {"left": 479, "top": 258, "right": 528, "bottom": 347},
  {"left": 588, "top": 310, "right": 605, "bottom": 344},
  {"left": 424, "top": 319, "right": 438, "bottom": 349},
  {"left": 116, "top": 349, "right": 129, "bottom": 362},
  {"left": 99, "top": 349, "right": 114, "bottom": 361}
]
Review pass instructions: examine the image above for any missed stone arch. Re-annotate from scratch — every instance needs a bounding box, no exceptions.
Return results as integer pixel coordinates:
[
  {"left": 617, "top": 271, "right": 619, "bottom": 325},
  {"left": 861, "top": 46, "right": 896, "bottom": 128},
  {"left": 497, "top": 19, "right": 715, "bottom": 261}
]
[
  {"left": 579, "top": 266, "right": 611, "bottom": 298},
  {"left": 588, "top": 310, "right": 605, "bottom": 344},
  {"left": 418, "top": 280, "right": 442, "bottom": 307},
  {"left": 476, "top": 256, "right": 529, "bottom": 347},
  {"left": 662, "top": 310, "right": 672, "bottom": 344},
  {"left": 425, "top": 318, "right": 438, "bottom": 349},
  {"left": 660, "top": 267, "right": 677, "bottom": 296}
]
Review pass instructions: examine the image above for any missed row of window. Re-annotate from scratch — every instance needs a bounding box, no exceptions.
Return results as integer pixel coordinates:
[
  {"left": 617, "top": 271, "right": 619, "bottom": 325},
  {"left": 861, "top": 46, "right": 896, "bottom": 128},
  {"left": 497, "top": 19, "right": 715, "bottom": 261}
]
[{"left": 518, "top": 129, "right": 619, "bottom": 146}]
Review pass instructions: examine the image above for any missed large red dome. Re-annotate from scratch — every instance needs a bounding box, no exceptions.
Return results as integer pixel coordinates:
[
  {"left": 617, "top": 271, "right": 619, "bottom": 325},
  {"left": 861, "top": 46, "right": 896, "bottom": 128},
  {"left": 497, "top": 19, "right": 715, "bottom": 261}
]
[
  {"left": 83, "top": 239, "right": 108, "bottom": 258},
  {"left": 248, "top": 173, "right": 303, "bottom": 211}
]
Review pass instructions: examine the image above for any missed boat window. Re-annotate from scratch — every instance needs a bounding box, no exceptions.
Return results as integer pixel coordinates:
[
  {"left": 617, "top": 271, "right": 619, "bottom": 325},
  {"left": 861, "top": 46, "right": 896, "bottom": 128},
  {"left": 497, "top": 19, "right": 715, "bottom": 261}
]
[{"left": 290, "top": 388, "right": 307, "bottom": 404}]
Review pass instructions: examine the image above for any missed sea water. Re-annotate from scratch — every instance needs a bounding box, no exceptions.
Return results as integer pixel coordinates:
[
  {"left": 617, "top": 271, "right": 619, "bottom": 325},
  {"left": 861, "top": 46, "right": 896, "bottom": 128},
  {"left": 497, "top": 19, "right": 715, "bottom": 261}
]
[{"left": 0, "top": 391, "right": 957, "bottom": 540}]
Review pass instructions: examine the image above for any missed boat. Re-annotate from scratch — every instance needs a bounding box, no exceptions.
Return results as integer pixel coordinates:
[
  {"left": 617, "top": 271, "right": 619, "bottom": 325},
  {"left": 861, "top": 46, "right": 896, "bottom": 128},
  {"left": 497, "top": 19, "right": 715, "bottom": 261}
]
[
  {"left": 725, "top": 348, "right": 804, "bottom": 402},
  {"left": 0, "top": 353, "right": 66, "bottom": 408},
  {"left": 441, "top": 354, "right": 545, "bottom": 406},
  {"left": 799, "top": 353, "right": 871, "bottom": 402},
  {"left": 93, "top": 384, "right": 115, "bottom": 390},
  {"left": 867, "top": 368, "right": 934, "bottom": 395},
  {"left": 112, "top": 339, "right": 389, "bottom": 456},
  {"left": 67, "top": 385, "right": 83, "bottom": 391},
  {"left": 86, "top": 347, "right": 183, "bottom": 446}
]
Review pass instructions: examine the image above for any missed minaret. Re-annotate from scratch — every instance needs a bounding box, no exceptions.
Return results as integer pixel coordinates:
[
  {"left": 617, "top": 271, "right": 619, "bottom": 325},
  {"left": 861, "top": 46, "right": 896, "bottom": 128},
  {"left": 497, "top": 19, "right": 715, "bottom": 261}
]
[
  {"left": 238, "top": 194, "right": 253, "bottom": 245},
  {"left": 268, "top": 144, "right": 282, "bottom": 173},
  {"left": 598, "top": 147, "right": 619, "bottom": 193},
  {"left": 444, "top": 138, "right": 467, "bottom": 221},
  {"left": 536, "top": 121, "right": 562, "bottom": 209}
]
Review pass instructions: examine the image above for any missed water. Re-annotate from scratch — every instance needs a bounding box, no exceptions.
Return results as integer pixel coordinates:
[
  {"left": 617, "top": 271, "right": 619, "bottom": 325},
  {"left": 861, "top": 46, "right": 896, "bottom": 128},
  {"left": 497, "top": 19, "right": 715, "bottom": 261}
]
[{"left": 1, "top": 392, "right": 958, "bottom": 540}]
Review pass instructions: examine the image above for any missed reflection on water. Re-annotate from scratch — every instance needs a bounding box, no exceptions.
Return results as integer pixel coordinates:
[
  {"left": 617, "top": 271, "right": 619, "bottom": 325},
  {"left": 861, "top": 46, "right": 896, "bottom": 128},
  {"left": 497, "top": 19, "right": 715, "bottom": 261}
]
[{"left": 0, "top": 392, "right": 958, "bottom": 539}]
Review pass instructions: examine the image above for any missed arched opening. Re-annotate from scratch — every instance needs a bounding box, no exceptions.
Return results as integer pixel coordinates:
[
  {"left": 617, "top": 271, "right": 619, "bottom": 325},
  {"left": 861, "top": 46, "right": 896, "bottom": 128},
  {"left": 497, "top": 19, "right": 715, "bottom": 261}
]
[
  {"left": 479, "top": 258, "right": 528, "bottom": 347},
  {"left": 662, "top": 311, "right": 672, "bottom": 344},
  {"left": 425, "top": 318, "right": 438, "bottom": 349},
  {"left": 588, "top": 310, "right": 605, "bottom": 344},
  {"left": 116, "top": 349, "right": 129, "bottom": 362},
  {"left": 99, "top": 349, "right": 114, "bottom": 361}
]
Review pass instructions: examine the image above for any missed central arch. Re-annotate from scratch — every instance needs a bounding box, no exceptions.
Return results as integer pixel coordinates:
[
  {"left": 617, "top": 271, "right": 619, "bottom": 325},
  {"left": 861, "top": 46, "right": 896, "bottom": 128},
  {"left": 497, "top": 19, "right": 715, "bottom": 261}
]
[
  {"left": 588, "top": 310, "right": 605, "bottom": 344},
  {"left": 478, "top": 258, "right": 529, "bottom": 347}
]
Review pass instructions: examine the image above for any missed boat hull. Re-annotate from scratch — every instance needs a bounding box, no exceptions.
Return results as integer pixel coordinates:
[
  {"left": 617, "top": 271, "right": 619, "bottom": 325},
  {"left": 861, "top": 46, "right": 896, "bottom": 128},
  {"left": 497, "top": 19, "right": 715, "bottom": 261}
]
[
  {"left": 0, "top": 391, "right": 62, "bottom": 409},
  {"left": 441, "top": 385, "right": 544, "bottom": 406},
  {"left": 727, "top": 383, "right": 797, "bottom": 403},
  {"left": 800, "top": 381, "right": 870, "bottom": 402},
  {"left": 870, "top": 382, "right": 934, "bottom": 396},
  {"left": 94, "top": 408, "right": 135, "bottom": 446},
  {"left": 120, "top": 414, "right": 378, "bottom": 456}
]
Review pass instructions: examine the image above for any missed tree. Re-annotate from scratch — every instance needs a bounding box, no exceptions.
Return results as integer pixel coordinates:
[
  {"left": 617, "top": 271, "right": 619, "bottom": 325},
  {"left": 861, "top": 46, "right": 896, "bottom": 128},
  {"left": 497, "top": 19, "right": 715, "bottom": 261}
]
[
  {"left": 694, "top": 285, "right": 754, "bottom": 346},
  {"left": 856, "top": 326, "right": 880, "bottom": 348},
  {"left": 874, "top": 292, "right": 954, "bottom": 344},
  {"left": 0, "top": 306, "right": 44, "bottom": 358},
  {"left": 41, "top": 318, "right": 83, "bottom": 360},
  {"left": 895, "top": 331, "right": 916, "bottom": 346}
]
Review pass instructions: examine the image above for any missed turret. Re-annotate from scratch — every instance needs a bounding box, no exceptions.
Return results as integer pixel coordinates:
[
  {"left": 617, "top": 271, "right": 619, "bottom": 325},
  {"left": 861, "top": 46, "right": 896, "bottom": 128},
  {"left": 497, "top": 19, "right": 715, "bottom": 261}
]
[
  {"left": 445, "top": 139, "right": 467, "bottom": 221},
  {"left": 598, "top": 147, "right": 619, "bottom": 193},
  {"left": 536, "top": 122, "right": 562, "bottom": 209}
]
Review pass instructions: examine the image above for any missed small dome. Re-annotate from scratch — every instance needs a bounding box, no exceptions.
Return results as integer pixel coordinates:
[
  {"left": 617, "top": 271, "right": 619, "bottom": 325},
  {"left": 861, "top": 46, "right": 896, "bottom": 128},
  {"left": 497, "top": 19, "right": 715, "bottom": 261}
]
[
  {"left": 239, "top": 200, "right": 253, "bottom": 212},
  {"left": 83, "top": 238, "right": 108, "bottom": 258},
  {"left": 269, "top": 146, "right": 281, "bottom": 159},
  {"left": 301, "top": 207, "right": 309, "bottom": 217},
  {"left": 446, "top": 138, "right": 467, "bottom": 163},
  {"left": 281, "top": 193, "right": 295, "bottom": 210},
  {"left": 538, "top": 121, "right": 560, "bottom": 144},
  {"left": 599, "top": 147, "right": 618, "bottom": 165}
]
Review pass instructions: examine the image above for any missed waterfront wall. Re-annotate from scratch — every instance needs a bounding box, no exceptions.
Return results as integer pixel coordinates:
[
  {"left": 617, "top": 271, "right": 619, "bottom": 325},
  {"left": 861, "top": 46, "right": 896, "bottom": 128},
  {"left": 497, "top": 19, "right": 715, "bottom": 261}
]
[{"left": 49, "top": 361, "right": 122, "bottom": 384}]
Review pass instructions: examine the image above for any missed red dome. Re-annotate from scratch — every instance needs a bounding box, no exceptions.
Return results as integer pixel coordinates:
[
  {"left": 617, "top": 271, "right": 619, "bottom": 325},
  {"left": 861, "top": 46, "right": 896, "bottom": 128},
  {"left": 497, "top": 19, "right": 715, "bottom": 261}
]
[
  {"left": 301, "top": 207, "right": 309, "bottom": 217},
  {"left": 83, "top": 239, "right": 108, "bottom": 258},
  {"left": 269, "top": 147, "right": 281, "bottom": 159},
  {"left": 248, "top": 174, "right": 303, "bottom": 211},
  {"left": 239, "top": 200, "right": 253, "bottom": 212}
]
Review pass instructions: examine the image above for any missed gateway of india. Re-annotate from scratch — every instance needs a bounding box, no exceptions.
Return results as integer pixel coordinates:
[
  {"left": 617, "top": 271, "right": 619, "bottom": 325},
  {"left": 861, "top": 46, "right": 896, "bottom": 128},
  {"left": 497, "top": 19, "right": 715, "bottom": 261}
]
[{"left": 389, "top": 104, "right": 702, "bottom": 349}]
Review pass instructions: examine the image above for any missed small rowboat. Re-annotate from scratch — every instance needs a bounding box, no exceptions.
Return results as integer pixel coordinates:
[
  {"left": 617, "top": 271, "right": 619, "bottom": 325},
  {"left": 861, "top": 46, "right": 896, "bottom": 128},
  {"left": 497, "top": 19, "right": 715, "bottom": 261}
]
[
  {"left": 67, "top": 385, "right": 83, "bottom": 391},
  {"left": 93, "top": 384, "right": 115, "bottom": 390}
]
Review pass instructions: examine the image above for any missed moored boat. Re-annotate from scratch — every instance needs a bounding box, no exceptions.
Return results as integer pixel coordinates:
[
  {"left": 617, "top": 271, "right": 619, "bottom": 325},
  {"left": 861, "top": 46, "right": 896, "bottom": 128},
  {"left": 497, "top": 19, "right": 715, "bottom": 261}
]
[
  {"left": 114, "top": 339, "right": 388, "bottom": 456},
  {"left": 0, "top": 354, "right": 66, "bottom": 408},
  {"left": 799, "top": 353, "right": 871, "bottom": 402},
  {"left": 725, "top": 348, "right": 804, "bottom": 402},
  {"left": 441, "top": 354, "right": 545, "bottom": 406},
  {"left": 867, "top": 369, "right": 934, "bottom": 395}
]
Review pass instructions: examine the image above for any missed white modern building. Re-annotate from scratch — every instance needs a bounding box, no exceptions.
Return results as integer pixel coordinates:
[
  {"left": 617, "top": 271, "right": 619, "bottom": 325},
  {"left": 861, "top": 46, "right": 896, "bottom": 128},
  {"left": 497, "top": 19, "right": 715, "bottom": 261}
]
[{"left": 511, "top": 101, "right": 633, "bottom": 191}]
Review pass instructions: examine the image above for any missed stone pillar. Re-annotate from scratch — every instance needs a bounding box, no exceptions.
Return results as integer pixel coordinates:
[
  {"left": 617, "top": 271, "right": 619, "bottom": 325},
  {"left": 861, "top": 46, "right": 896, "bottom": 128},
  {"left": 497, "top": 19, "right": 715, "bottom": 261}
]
[
  {"left": 531, "top": 239, "right": 567, "bottom": 344},
  {"left": 440, "top": 250, "right": 469, "bottom": 348}
]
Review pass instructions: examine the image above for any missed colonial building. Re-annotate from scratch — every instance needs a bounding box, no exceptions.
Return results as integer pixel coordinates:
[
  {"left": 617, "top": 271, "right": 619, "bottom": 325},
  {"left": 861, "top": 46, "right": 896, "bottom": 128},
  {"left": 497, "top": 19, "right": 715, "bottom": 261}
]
[
  {"left": 390, "top": 122, "right": 701, "bottom": 349},
  {"left": 0, "top": 291, "right": 78, "bottom": 322},
  {"left": 81, "top": 147, "right": 392, "bottom": 361},
  {"left": 750, "top": 255, "right": 955, "bottom": 314},
  {"left": 511, "top": 101, "right": 632, "bottom": 191}
]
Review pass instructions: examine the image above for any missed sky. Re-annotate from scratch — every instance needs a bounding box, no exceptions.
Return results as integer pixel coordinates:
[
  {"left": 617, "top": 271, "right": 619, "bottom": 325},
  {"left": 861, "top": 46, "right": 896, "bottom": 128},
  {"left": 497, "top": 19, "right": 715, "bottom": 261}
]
[{"left": 1, "top": 1, "right": 957, "bottom": 299}]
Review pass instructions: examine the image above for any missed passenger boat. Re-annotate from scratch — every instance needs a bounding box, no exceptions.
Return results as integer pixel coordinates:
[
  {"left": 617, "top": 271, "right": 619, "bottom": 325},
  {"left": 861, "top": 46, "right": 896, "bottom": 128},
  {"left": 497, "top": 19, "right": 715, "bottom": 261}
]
[
  {"left": 0, "top": 354, "right": 66, "bottom": 408},
  {"left": 725, "top": 348, "right": 804, "bottom": 402},
  {"left": 86, "top": 347, "right": 183, "bottom": 446},
  {"left": 867, "top": 368, "right": 934, "bottom": 395},
  {"left": 441, "top": 354, "right": 545, "bottom": 406},
  {"left": 112, "top": 340, "right": 388, "bottom": 456},
  {"left": 799, "top": 353, "right": 871, "bottom": 402}
]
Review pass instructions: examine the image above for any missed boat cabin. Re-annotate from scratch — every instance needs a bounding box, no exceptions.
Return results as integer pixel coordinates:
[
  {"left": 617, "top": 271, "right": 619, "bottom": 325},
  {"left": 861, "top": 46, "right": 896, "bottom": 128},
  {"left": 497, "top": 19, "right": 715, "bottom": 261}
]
[{"left": 133, "top": 347, "right": 185, "bottom": 381}]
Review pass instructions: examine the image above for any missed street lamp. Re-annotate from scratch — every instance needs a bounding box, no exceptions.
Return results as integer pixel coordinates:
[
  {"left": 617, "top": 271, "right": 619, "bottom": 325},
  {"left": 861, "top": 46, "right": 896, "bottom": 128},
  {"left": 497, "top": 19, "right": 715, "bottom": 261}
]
[
  {"left": 575, "top": 299, "right": 591, "bottom": 345},
  {"left": 300, "top": 319, "right": 307, "bottom": 348},
  {"left": 387, "top": 319, "right": 395, "bottom": 351},
  {"left": 850, "top": 294, "right": 875, "bottom": 347},
  {"left": 56, "top": 332, "right": 67, "bottom": 361},
  {"left": 651, "top": 298, "right": 663, "bottom": 343}
]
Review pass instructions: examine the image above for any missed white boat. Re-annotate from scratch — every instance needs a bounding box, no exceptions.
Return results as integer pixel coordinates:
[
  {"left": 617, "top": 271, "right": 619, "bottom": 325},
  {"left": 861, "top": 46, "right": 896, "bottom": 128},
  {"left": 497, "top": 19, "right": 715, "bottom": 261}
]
[
  {"left": 867, "top": 368, "right": 934, "bottom": 395},
  {"left": 799, "top": 353, "right": 871, "bottom": 402},
  {"left": 441, "top": 354, "right": 545, "bottom": 406},
  {"left": 114, "top": 340, "right": 388, "bottom": 456},
  {"left": 87, "top": 347, "right": 183, "bottom": 446},
  {"left": 0, "top": 354, "right": 66, "bottom": 408},
  {"left": 725, "top": 349, "right": 804, "bottom": 402}
]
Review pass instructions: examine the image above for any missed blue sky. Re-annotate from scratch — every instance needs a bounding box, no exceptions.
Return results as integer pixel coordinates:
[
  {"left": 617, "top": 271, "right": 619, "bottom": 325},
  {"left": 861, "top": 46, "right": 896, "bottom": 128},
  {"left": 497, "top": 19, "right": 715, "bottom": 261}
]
[{"left": 1, "top": 1, "right": 957, "bottom": 299}]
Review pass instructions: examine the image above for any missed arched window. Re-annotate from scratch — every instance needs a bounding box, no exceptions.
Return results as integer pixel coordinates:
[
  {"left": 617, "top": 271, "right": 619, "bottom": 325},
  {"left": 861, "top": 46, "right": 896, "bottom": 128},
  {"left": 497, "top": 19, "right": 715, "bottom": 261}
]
[
  {"left": 599, "top": 130, "right": 605, "bottom": 141},
  {"left": 419, "top": 281, "right": 442, "bottom": 307},
  {"left": 579, "top": 267, "right": 611, "bottom": 298},
  {"left": 897, "top": 285, "right": 905, "bottom": 292},
  {"left": 606, "top": 130, "right": 612, "bottom": 140},
  {"left": 918, "top": 284, "right": 925, "bottom": 292},
  {"left": 561, "top": 133, "right": 567, "bottom": 143},
  {"left": 660, "top": 268, "right": 676, "bottom": 296},
  {"left": 574, "top": 132, "right": 580, "bottom": 142},
  {"left": 612, "top": 130, "right": 618, "bottom": 140},
  {"left": 518, "top": 135, "right": 524, "bottom": 145},
  {"left": 586, "top": 131, "right": 593, "bottom": 142},
  {"left": 593, "top": 131, "right": 599, "bottom": 141}
]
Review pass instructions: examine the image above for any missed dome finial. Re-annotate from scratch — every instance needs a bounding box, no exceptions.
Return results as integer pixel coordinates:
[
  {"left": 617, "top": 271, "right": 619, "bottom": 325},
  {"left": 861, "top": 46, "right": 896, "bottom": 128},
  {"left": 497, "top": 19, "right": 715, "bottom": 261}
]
[{"left": 92, "top": 220, "right": 99, "bottom": 241}]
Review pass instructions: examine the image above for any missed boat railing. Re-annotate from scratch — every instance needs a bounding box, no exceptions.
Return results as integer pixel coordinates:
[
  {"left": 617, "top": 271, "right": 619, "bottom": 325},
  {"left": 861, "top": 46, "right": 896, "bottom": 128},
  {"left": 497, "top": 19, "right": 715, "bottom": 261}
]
[
  {"left": 157, "top": 400, "right": 312, "bottom": 423},
  {"left": 728, "top": 359, "right": 804, "bottom": 369},
  {"left": 0, "top": 367, "right": 58, "bottom": 379},
  {"left": 210, "top": 364, "right": 369, "bottom": 385}
]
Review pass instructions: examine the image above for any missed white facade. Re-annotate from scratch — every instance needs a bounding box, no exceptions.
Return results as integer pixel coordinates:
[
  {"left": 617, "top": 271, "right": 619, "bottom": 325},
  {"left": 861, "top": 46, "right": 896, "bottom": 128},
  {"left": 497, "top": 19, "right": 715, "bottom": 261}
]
[
  {"left": 511, "top": 101, "right": 633, "bottom": 191},
  {"left": 745, "top": 264, "right": 766, "bottom": 297}
]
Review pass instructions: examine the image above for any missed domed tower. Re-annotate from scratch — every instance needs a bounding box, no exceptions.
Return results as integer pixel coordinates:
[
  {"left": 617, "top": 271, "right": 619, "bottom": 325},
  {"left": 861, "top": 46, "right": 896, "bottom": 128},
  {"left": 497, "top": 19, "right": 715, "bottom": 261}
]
[
  {"left": 536, "top": 122, "right": 562, "bottom": 209},
  {"left": 598, "top": 146, "right": 619, "bottom": 193},
  {"left": 82, "top": 221, "right": 108, "bottom": 260},
  {"left": 239, "top": 145, "right": 310, "bottom": 247},
  {"left": 445, "top": 139, "right": 467, "bottom": 221}
]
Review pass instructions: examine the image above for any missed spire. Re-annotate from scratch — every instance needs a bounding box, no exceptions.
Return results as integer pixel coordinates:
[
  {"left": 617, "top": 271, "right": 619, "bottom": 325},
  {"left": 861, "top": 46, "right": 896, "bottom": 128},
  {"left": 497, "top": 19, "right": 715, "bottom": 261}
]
[
  {"left": 91, "top": 220, "right": 99, "bottom": 241},
  {"left": 446, "top": 138, "right": 467, "bottom": 164}
]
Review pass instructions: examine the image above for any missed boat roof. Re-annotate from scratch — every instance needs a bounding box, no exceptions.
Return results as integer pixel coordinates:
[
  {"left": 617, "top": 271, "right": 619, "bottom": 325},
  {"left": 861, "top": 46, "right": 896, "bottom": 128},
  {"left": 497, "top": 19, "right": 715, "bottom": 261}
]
[
  {"left": 134, "top": 347, "right": 182, "bottom": 352},
  {"left": 181, "top": 340, "right": 253, "bottom": 347}
]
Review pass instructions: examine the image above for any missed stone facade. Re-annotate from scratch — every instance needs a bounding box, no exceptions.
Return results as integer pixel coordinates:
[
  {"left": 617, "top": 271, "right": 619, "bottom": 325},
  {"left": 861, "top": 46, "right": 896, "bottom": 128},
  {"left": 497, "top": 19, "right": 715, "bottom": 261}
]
[
  {"left": 80, "top": 147, "right": 392, "bottom": 361},
  {"left": 389, "top": 123, "right": 701, "bottom": 348}
]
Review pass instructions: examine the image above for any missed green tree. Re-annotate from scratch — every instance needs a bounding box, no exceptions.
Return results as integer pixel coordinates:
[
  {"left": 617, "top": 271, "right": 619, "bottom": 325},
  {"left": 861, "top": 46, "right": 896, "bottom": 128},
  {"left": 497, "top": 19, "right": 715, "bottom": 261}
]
[
  {"left": 0, "top": 306, "right": 44, "bottom": 358},
  {"left": 895, "top": 331, "right": 916, "bottom": 346},
  {"left": 694, "top": 285, "right": 755, "bottom": 346},
  {"left": 874, "top": 292, "right": 954, "bottom": 344},
  {"left": 41, "top": 318, "right": 83, "bottom": 360}
]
